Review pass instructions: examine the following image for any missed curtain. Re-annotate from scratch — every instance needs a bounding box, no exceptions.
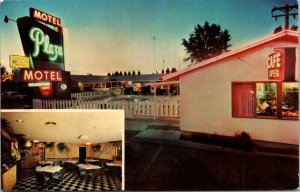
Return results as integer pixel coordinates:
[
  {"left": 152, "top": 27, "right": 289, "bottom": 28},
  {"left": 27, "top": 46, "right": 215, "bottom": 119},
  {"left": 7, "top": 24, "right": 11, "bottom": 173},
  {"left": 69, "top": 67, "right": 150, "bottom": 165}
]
[{"left": 232, "top": 83, "right": 255, "bottom": 117}]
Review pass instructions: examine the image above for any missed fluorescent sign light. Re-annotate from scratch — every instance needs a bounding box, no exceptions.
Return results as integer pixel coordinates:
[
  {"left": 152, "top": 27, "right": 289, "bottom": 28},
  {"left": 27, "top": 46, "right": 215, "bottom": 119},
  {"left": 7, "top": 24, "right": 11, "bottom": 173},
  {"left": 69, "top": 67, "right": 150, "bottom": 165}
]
[{"left": 28, "top": 82, "right": 51, "bottom": 87}]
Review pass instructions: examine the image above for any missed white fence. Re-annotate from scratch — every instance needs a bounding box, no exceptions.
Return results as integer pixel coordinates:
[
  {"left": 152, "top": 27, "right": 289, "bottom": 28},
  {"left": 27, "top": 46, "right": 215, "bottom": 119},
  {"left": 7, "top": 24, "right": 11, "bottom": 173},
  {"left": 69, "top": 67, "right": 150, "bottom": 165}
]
[
  {"left": 71, "top": 89, "right": 121, "bottom": 100},
  {"left": 33, "top": 99, "right": 180, "bottom": 118}
]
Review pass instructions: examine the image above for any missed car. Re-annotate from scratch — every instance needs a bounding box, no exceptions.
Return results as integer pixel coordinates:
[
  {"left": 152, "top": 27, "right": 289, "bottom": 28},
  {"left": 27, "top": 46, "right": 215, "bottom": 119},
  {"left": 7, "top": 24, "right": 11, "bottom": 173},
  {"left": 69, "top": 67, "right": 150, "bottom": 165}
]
[{"left": 1, "top": 91, "right": 28, "bottom": 100}]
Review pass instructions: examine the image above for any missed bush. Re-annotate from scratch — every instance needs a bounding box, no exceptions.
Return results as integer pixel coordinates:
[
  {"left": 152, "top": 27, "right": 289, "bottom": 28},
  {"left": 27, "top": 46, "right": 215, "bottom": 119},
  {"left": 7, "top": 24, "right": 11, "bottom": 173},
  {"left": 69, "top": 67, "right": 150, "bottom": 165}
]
[{"left": 233, "top": 131, "right": 254, "bottom": 152}]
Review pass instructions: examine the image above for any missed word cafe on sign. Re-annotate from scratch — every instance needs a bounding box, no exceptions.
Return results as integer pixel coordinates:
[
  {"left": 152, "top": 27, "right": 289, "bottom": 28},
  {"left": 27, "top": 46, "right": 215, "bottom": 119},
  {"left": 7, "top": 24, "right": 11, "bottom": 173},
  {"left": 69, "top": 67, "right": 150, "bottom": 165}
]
[{"left": 267, "top": 50, "right": 283, "bottom": 80}]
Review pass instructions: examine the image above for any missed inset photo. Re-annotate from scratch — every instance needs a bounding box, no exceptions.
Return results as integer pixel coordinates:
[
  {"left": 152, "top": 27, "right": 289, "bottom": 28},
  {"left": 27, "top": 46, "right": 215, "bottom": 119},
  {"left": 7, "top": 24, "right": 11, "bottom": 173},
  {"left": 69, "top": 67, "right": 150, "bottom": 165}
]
[{"left": 1, "top": 110, "right": 124, "bottom": 191}]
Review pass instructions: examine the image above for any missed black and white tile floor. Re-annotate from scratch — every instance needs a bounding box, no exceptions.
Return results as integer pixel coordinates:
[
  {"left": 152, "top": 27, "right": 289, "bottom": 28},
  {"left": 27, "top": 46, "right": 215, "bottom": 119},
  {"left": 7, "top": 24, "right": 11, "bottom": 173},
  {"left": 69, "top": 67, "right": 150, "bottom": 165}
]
[{"left": 13, "top": 168, "right": 121, "bottom": 191}]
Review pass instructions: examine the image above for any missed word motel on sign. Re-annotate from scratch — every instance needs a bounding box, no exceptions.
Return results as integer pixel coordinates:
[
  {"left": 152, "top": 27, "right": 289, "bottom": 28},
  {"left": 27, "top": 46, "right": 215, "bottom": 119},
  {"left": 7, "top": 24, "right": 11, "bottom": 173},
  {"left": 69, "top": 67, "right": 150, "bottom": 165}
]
[
  {"left": 22, "top": 69, "right": 62, "bottom": 82},
  {"left": 32, "top": 9, "right": 61, "bottom": 27},
  {"left": 29, "top": 27, "right": 63, "bottom": 61}
]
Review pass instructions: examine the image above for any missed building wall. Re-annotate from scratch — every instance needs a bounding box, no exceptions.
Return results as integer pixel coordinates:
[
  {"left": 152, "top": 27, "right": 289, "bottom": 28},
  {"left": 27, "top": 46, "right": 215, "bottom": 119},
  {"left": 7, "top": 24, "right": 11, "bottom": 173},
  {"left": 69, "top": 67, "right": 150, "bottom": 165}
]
[
  {"left": 180, "top": 40, "right": 298, "bottom": 144},
  {"left": 46, "top": 142, "right": 116, "bottom": 160}
]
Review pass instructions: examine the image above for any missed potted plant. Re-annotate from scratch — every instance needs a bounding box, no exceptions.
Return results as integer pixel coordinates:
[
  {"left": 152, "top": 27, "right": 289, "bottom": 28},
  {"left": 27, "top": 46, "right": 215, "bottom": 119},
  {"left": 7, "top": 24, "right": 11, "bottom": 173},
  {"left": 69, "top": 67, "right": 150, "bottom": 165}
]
[
  {"left": 91, "top": 144, "right": 103, "bottom": 159},
  {"left": 43, "top": 142, "right": 54, "bottom": 160},
  {"left": 56, "top": 143, "right": 71, "bottom": 160}
]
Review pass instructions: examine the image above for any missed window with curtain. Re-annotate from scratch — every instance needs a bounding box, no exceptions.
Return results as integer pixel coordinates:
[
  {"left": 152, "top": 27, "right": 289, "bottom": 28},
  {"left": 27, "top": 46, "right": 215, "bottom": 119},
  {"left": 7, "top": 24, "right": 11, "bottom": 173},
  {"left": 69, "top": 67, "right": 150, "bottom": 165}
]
[
  {"left": 232, "top": 81, "right": 298, "bottom": 119},
  {"left": 232, "top": 83, "right": 255, "bottom": 117}
]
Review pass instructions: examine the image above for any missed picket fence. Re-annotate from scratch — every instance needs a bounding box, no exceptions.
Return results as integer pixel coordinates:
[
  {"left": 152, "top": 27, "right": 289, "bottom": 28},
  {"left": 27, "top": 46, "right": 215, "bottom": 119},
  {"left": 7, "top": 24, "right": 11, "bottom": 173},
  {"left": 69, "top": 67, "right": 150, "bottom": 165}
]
[{"left": 33, "top": 99, "right": 180, "bottom": 118}]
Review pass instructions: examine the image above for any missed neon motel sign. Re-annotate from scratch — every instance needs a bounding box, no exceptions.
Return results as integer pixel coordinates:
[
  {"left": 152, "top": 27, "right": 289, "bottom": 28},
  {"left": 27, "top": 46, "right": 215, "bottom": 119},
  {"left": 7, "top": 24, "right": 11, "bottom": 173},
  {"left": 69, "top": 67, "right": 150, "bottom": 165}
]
[
  {"left": 29, "top": 27, "right": 63, "bottom": 61},
  {"left": 30, "top": 8, "right": 61, "bottom": 27},
  {"left": 21, "top": 69, "right": 62, "bottom": 82}
]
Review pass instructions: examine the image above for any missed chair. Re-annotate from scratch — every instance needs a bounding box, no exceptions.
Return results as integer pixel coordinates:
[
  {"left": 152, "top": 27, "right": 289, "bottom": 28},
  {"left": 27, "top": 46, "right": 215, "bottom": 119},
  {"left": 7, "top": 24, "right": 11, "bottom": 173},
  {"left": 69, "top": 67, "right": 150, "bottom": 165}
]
[
  {"left": 53, "top": 161, "right": 62, "bottom": 166},
  {"left": 78, "top": 166, "right": 87, "bottom": 178},
  {"left": 110, "top": 166, "right": 121, "bottom": 190},
  {"left": 36, "top": 166, "right": 42, "bottom": 171},
  {"left": 52, "top": 171, "right": 62, "bottom": 181},
  {"left": 35, "top": 171, "right": 50, "bottom": 185},
  {"left": 91, "top": 168, "right": 103, "bottom": 182}
]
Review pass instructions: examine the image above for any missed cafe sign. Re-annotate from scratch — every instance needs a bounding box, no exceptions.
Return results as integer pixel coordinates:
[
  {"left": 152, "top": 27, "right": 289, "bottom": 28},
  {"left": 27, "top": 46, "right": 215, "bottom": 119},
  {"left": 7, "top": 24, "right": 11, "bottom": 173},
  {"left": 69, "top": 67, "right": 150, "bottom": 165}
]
[
  {"left": 267, "top": 50, "right": 284, "bottom": 80},
  {"left": 9, "top": 55, "right": 30, "bottom": 68}
]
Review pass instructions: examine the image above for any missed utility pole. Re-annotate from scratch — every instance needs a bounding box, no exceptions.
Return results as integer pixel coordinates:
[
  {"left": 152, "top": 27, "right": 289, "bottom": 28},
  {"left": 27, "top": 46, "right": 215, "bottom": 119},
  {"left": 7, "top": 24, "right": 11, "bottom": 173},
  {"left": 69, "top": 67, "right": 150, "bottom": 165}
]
[{"left": 271, "top": 4, "right": 298, "bottom": 30}]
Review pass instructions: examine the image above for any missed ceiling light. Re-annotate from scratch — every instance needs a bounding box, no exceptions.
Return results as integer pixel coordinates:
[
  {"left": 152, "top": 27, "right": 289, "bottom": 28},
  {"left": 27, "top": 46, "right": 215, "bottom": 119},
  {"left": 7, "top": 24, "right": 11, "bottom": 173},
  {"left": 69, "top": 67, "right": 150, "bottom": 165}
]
[
  {"left": 86, "top": 142, "right": 91, "bottom": 145},
  {"left": 79, "top": 135, "right": 89, "bottom": 139},
  {"left": 44, "top": 121, "right": 56, "bottom": 126},
  {"left": 33, "top": 140, "right": 39, "bottom": 143},
  {"left": 16, "top": 119, "right": 24, "bottom": 123},
  {"left": 24, "top": 141, "right": 32, "bottom": 147}
]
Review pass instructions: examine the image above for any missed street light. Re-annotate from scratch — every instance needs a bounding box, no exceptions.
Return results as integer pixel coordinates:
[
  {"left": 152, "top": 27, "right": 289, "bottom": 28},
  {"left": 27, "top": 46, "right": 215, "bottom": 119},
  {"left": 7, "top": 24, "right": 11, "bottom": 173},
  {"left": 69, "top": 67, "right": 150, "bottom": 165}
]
[{"left": 4, "top": 15, "right": 16, "bottom": 23}]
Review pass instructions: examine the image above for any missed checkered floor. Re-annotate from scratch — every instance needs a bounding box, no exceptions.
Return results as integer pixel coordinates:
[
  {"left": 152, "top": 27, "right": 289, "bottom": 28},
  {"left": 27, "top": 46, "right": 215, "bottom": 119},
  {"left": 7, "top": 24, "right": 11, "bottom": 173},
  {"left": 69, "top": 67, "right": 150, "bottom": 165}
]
[{"left": 13, "top": 168, "right": 121, "bottom": 191}]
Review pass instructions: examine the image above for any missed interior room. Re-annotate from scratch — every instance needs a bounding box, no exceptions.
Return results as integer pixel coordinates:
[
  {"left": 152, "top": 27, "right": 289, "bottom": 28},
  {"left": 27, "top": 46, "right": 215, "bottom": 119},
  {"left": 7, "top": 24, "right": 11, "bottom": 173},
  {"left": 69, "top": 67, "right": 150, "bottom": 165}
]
[{"left": 1, "top": 110, "right": 124, "bottom": 191}]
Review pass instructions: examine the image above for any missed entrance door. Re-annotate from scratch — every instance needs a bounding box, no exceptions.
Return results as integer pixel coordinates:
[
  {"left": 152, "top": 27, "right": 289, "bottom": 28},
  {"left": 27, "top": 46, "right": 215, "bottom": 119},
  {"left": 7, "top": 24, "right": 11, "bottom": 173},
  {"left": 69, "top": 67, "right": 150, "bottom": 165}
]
[{"left": 79, "top": 147, "right": 86, "bottom": 164}]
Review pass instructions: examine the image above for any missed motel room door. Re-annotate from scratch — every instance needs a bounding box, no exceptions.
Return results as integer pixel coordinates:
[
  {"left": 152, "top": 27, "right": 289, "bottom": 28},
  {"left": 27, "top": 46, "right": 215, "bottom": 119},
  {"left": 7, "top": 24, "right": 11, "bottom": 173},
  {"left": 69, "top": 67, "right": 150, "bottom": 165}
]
[{"left": 79, "top": 147, "right": 86, "bottom": 164}]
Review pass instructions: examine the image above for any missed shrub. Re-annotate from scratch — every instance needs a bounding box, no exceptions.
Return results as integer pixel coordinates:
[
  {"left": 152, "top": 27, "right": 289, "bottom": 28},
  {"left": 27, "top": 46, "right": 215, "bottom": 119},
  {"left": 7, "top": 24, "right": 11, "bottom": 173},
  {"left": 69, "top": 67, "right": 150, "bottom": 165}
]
[{"left": 233, "top": 131, "right": 254, "bottom": 152}]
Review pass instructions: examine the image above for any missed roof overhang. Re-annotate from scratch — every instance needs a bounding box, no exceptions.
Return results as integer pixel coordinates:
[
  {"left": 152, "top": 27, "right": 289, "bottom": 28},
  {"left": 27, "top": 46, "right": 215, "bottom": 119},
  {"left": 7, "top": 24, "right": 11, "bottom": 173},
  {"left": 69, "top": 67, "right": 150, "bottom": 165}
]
[{"left": 161, "top": 29, "right": 298, "bottom": 81}]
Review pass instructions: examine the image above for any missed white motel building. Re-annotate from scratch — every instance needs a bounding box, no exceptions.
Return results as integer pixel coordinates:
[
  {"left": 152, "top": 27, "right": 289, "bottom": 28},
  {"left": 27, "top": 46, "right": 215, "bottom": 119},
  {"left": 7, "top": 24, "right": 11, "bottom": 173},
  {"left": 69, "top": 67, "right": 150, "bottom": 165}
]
[{"left": 162, "top": 29, "right": 298, "bottom": 145}]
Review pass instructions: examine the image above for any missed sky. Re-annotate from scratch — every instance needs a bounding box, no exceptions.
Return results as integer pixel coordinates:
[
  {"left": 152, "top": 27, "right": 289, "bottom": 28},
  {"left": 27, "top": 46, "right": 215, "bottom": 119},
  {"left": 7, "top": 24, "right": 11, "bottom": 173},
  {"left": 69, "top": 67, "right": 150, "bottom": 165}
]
[{"left": 0, "top": 0, "right": 298, "bottom": 75}]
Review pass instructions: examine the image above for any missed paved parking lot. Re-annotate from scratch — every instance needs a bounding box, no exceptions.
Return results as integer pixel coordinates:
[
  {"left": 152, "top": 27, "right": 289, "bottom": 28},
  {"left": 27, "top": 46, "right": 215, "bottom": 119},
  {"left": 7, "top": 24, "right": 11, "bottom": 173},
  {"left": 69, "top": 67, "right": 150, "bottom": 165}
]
[{"left": 125, "top": 118, "right": 299, "bottom": 190}]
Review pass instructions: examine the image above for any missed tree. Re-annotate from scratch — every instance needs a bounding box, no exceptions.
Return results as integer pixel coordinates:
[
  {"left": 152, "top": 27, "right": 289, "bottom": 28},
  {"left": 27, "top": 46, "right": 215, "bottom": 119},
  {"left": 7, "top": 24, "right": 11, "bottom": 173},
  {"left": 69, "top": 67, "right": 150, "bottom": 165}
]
[
  {"left": 91, "top": 144, "right": 104, "bottom": 159},
  {"left": 1, "top": 66, "right": 13, "bottom": 82},
  {"left": 182, "top": 21, "right": 231, "bottom": 63},
  {"left": 107, "top": 72, "right": 111, "bottom": 76},
  {"left": 161, "top": 69, "right": 165, "bottom": 74},
  {"left": 128, "top": 71, "right": 131, "bottom": 75},
  {"left": 137, "top": 70, "right": 141, "bottom": 75},
  {"left": 114, "top": 71, "right": 119, "bottom": 76},
  {"left": 56, "top": 143, "right": 71, "bottom": 160},
  {"left": 132, "top": 70, "right": 136, "bottom": 75},
  {"left": 171, "top": 67, "right": 177, "bottom": 73},
  {"left": 124, "top": 71, "right": 127, "bottom": 76},
  {"left": 119, "top": 71, "right": 123, "bottom": 76},
  {"left": 166, "top": 68, "right": 170, "bottom": 74}
]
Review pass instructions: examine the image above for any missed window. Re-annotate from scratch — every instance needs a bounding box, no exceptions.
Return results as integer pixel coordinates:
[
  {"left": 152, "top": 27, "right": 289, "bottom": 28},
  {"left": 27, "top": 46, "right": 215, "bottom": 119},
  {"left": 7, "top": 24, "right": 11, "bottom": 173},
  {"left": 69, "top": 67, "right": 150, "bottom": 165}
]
[
  {"left": 232, "top": 82, "right": 298, "bottom": 119},
  {"left": 256, "top": 83, "right": 277, "bottom": 117},
  {"left": 282, "top": 82, "right": 299, "bottom": 118},
  {"left": 232, "top": 83, "right": 255, "bottom": 117}
]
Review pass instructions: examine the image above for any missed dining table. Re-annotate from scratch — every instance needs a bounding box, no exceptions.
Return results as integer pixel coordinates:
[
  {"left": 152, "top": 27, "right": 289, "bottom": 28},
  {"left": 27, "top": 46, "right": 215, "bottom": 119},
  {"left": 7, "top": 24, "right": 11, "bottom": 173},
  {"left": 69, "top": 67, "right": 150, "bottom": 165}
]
[
  {"left": 77, "top": 164, "right": 101, "bottom": 170},
  {"left": 106, "top": 162, "right": 122, "bottom": 167},
  {"left": 38, "top": 160, "right": 53, "bottom": 166},
  {"left": 36, "top": 165, "right": 63, "bottom": 174},
  {"left": 63, "top": 160, "right": 78, "bottom": 164}
]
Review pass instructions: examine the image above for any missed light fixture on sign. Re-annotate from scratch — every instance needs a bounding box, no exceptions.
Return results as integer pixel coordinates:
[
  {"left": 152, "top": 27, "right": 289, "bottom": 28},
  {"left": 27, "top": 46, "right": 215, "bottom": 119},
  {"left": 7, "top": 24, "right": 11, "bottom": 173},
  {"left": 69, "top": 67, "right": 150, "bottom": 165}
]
[
  {"left": 44, "top": 121, "right": 56, "bottom": 126},
  {"left": 59, "top": 83, "right": 67, "bottom": 90}
]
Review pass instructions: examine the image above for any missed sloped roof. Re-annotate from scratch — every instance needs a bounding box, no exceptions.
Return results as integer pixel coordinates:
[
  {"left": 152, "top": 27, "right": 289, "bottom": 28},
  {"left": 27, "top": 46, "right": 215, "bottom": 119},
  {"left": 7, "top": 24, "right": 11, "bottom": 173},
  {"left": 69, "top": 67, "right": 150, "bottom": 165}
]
[
  {"left": 161, "top": 29, "right": 298, "bottom": 81},
  {"left": 71, "top": 74, "right": 162, "bottom": 83}
]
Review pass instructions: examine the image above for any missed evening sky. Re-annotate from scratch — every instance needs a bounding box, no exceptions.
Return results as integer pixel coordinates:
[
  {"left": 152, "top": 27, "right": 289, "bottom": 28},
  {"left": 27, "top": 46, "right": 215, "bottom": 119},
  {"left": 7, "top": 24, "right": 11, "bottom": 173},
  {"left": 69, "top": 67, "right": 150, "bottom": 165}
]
[{"left": 0, "top": 0, "right": 298, "bottom": 75}]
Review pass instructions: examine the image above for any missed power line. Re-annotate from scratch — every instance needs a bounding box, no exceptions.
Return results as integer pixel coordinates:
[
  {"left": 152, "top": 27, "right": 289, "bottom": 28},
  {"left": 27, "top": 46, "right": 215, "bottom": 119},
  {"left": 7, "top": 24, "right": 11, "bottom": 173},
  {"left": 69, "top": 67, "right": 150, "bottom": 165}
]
[{"left": 271, "top": 4, "right": 298, "bottom": 29}]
